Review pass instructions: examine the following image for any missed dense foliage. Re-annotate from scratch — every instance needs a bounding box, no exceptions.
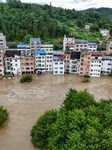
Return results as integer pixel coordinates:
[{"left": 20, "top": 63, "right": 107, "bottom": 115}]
[
  {"left": 20, "top": 74, "right": 33, "bottom": 83},
  {"left": 0, "top": 106, "right": 9, "bottom": 126},
  {"left": 0, "top": 1, "right": 112, "bottom": 46},
  {"left": 31, "top": 89, "right": 112, "bottom": 150}
]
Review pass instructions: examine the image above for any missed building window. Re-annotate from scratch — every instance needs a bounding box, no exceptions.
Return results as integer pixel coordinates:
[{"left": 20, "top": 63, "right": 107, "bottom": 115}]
[{"left": 60, "top": 67, "right": 63, "bottom": 69}]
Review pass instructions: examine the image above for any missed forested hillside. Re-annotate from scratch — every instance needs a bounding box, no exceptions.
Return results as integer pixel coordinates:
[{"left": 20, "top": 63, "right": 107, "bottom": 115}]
[{"left": 0, "top": 0, "right": 112, "bottom": 46}]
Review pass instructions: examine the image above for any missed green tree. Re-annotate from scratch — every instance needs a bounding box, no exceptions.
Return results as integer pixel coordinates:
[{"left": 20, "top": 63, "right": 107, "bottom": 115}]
[
  {"left": 31, "top": 89, "right": 112, "bottom": 150},
  {"left": 31, "top": 110, "right": 57, "bottom": 149},
  {"left": 63, "top": 89, "right": 96, "bottom": 111}
]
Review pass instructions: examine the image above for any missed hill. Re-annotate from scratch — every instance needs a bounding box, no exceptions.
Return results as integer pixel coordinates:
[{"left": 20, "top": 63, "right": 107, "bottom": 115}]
[{"left": 0, "top": 1, "right": 112, "bottom": 48}]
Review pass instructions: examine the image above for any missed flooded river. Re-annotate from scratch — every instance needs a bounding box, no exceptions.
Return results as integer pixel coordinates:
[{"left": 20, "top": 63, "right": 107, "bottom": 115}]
[{"left": 0, "top": 74, "right": 112, "bottom": 150}]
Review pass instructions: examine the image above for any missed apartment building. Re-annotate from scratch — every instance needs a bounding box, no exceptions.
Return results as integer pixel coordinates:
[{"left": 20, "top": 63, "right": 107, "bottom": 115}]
[
  {"left": 0, "top": 48, "right": 5, "bottom": 77},
  {"left": 100, "top": 29, "right": 110, "bottom": 38},
  {"left": 89, "top": 53, "right": 102, "bottom": 77},
  {"left": 63, "top": 35, "right": 96, "bottom": 52},
  {"left": 0, "top": 33, "right": 6, "bottom": 49},
  {"left": 88, "top": 42, "right": 97, "bottom": 51},
  {"left": 53, "top": 51, "right": 65, "bottom": 75},
  {"left": 17, "top": 44, "right": 33, "bottom": 56},
  {"left": 101, "top": 56, "right": 112, "bottom": 75},
  {"left": 34, "top": 50, "right": 46, "bottom": 72},
  {"left": 41, "top": 45, "right": 53, "bottom": 71},
  {"left": 5, "top": 50, "right": 21, "bottom": 75},
  {"left": 79, "top": 50, "right": 91, "bottom": 76},
  {"left": 75, "top": 40, "right": 88, "bottom": 51},
  {"left": 64, "top": 52, "right": 71, "bottom": 73},
  {"left": 63, "top": 34, "right": 75, "bottom": 51},
  {"left": 20, "top": 56, "right": 35, "bottom": 74},
  {"left": 106, "top": 40, "right": 112, "bottom": 51},
  {"left": 69, "top": 52, "right": 80, "bottom": 74},
  {"left": 30, "top": 38, "right": 41, "bottom": 50}
]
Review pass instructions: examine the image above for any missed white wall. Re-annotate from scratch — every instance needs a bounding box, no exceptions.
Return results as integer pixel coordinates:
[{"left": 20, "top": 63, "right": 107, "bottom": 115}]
[
  {"left": 53, "top": 61, "right": 64, "bottom": 75},
  {"left": 102, "top": 59, "right": 112, "bottom": 75},
  {"left": 12, "top": 55, "right": 21, "bottom": 75},
  {"left": 69, "top": 59, "right": 80, "bottom": 74},
  {"left": 89, "top": 57, "right": 102, "bottom": 77}
]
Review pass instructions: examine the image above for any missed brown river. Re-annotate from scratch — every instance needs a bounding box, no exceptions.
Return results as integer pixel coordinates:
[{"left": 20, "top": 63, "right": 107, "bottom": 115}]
[{"left": 0, "top": 73, "right": 112, "bottom": 150}]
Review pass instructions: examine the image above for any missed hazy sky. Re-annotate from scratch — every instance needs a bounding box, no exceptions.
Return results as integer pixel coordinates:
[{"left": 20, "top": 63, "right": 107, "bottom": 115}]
[{"left": 21, "top": 0, "right": 112, "bottom": 10}]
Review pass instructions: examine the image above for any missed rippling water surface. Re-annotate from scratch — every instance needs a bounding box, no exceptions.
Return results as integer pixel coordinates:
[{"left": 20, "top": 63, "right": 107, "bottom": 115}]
[{"left": 0, "top": 74, "right": 112, "bottom": 150}]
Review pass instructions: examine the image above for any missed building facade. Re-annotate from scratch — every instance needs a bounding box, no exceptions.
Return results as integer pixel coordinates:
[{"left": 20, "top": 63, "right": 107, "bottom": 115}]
[
  {"left": 106, "top": 40, "right": 112, "bottom": 51},
  {"left": 88, "top": 43, "right": 97, "bottom": 52},
  {"left": 20, "top": 56, "right": 35, "bottom": 74},
  {"left": 64, "top": 52, "right": 71, "bottom": 73},
  {"left": 63, "top": 34, "right": 75, "bottom": 51},
  {"left": 79, "top": 50, "right": 91, "bottom": 76},
  {"left": 69, "top": 52, "right": 81, "bottom": 74},
  {"left": 5, "top": 50, "right": 21, "bottom": 75},
  {"left": 0, "top": 49, "right": 5, "bottom": 76},
  {"left": 89, "top": 55, "right": 102, "bottom": 77},
  {"left": 53, "top": 51, "right": 65, "bottom": 75},
  {"left": 0, "top": 33, "right": 6, "bottom": 49},
  {"left": 30, "top": 38, "right": 41, "bottom": 50},
  {"left": 34, "top": 50, "right": 46, "bottom": 72},
  {"left": 101, "top": 56, "right": 112, "bottom": 75}
]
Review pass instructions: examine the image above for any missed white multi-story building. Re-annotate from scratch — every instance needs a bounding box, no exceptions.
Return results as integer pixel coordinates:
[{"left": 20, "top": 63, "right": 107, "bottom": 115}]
[
  {"left": 106, "top": 40, "right": 112, "bottom": 51},
  {"left": 0, "top": 33, "right": 6, "bottom": 49},
  {"left": 63, "top": 34, "right": 75, "bottom": 51},
  {"left": 30, "top": 38, "right": 41, "bottom": 50},
  {"left": 63, "top": 35, "right": 96, "bottom": 52},
  {"left": 41, "top": 45, "right": 53, "bottom": 71},
  {"left": 101, "top": 56, "right": 112, "bottom": 75},
  {"left": 69, "top": 52, "right": 80, "bottom": 74},
  {"left": 53, "top": 51, "right": 65, "bottom": 75},
  {"left": 5, "top": 50, "right": 21, "bottom": 75},
  {"left": 100, "top": 29, "right": 110, "bottom": 38},
  {"left": 88, "top": 42, "right": 97, "bottom": 52},
  {"left": 75, "top": 40, "right": 88, "bottom": 52},
  {"left": 34, "top": 50, "right": 46, "bottom": 72},
  {"left": 89, "top": 54, "right": 102, "bottom": 77},
  {"left": 46, "top": 54, "right": 53, "bottom": 71},
  {"left": 12, "top": 55, "right": 21, "bottom": 75}
]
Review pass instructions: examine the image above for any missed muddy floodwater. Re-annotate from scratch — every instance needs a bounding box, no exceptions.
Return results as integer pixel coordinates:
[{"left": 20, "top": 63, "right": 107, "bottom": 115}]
[{"left": 0, "top": 73, "right": 112, "bottom": 150}]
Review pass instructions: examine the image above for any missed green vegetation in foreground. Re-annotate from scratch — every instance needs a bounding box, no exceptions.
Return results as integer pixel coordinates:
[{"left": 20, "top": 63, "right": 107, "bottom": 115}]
[
  {"left": 0, "top": 106, "right": 9, "bottom": 126},
  {"left": 20, "top": 74, "right": 33, "bottom": 83},
  {"left": 31, "top": 89, "right": 112, "bottom": 150}
]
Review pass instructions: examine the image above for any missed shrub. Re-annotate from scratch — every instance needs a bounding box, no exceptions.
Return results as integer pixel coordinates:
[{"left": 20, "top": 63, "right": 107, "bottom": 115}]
[
  {"left": 31, "top": 89, "right": 112, "bottom": 150},
  {"left": 20, "top": 74, "right": 33, "bottom": 83},
  {"left": 0, "top": 106, "right": 9, "bottom": 126},
  {"left": 82, "top": 78, "right": 90, "bottom": 83}
]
